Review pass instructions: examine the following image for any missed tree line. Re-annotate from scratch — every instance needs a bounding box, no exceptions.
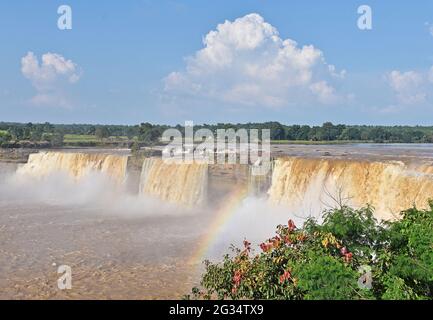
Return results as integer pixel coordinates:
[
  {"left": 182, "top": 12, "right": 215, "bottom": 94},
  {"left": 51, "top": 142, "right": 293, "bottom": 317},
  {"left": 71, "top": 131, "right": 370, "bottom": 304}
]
[{"left": 1, "top": 121, "right": 433, "bottom": 147}]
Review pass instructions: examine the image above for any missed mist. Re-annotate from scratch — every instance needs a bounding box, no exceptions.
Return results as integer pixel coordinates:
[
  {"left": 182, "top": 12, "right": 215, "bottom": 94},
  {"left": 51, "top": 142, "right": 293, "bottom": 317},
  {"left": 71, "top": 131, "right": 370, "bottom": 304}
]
[
  {"left": 0, "top": 165, "right": 196, "bottom": 218},
  {"left": 205, "top": 196, "right": 323, "bottom": 261}
]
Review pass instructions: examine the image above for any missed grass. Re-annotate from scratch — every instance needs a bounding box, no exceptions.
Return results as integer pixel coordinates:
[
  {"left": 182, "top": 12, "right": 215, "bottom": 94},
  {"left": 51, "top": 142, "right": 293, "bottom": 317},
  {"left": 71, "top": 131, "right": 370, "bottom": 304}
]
[
  {"left": 63, "top": 134, "right": 132, "bottom": 146},
  {"left": 62, "top": 135, "right": 369, "bottom": 146},
  {"left": 63, "top": 134, "right": 99, "bottom": 143},
  {"left": 271, "top": 140, "right": 368, "bottom": 145}
]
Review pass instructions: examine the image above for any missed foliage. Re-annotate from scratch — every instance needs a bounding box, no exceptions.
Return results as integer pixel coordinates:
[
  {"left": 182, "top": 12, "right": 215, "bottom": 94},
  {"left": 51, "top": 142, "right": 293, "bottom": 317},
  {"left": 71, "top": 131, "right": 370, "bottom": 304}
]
[
  {"left": 95, "top": 127, "right": 110, "bottom": 141},
  {"left": 139, "top": 122, "right": 165, "bottom": 145},
  {"left": 2, "top": 121, "right": 433, "bottom": 148},
  {"left": 0, "top": 130, "right": 12, "bottom": 145},
  {"left": 188, "top": 204, "right": 433, "bottom": 300}
]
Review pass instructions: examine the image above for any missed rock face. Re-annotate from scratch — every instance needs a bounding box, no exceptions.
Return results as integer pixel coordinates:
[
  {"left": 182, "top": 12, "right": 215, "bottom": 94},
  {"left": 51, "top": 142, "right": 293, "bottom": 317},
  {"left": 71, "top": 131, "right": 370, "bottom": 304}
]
[
  {"left": 0, "top": 148, "right": 38, "bottom": 163},
  {"left": 1, "top": 141, "right": 50, "bottom": 149}
]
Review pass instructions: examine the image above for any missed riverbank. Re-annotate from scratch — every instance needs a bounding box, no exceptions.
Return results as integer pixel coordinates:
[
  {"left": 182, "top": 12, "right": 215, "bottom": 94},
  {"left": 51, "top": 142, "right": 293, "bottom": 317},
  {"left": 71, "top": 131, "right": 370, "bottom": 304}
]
[{"left": 0, "top": 148, "right": 37, "bottom": 163}]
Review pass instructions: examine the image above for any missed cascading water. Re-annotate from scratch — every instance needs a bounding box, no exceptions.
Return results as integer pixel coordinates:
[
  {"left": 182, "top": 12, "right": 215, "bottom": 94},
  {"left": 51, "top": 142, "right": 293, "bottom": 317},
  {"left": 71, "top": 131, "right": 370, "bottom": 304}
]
[
  {"left": 268, "top": 157, "right": 433, "bottom": 220},
  {"left": 139, "top": 158, "right": 208, "bottom": 206},
  {"left": 17, "top": 151, "right": 129, "bottom": 183},
  {"left": 13, "top": 152, "right": 433, "bottom": 219}
]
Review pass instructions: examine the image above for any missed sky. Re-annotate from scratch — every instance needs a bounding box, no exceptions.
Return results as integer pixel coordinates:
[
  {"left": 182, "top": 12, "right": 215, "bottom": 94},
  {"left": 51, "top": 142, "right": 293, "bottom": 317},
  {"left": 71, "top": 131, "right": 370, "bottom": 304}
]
[{"left": 1, "top": 0, "right": 433, "bottom": 125}]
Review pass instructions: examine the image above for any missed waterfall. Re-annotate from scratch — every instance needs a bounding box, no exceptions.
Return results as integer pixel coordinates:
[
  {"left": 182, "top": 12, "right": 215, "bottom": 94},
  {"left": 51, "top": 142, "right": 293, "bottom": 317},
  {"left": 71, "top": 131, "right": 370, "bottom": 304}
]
[
  {"left": 17, "top": 151, "right": 128, "bottom": 183},
  {"left": 15, "top": 151, "right": 433, "bottom": 217},
  {"left": 268, "top": 157, "right": 433, "bottom": 220},
  {"left": 139, "top": 158, "right": 208, "bottom": 206}
]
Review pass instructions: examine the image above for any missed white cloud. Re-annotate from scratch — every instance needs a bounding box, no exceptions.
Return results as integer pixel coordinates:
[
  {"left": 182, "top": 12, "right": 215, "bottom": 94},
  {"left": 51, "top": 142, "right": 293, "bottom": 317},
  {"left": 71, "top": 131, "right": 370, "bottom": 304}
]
[
  {"left": 377, "top": 104, "right": 403, "bottom": 115},
  {"left": 21, "top": 52, "right": 81, "bottom": 107},
  {"left": 29, "top": 93, "right": 70, "bottom": 108},
  {"left": 387, "top": 70, "right": 426, "bottom": 105},
  {"left": 425, "top": 22, "right": 433, "bottom": 37},
  {"left": 428, "top": 66, "right": 433, "bottom": 83},
  {"left": 164, "top": 13, "right": 345, "bottom": 109},
  {"left": 309, "top": 81, "right": 339, "bottom": 104}
]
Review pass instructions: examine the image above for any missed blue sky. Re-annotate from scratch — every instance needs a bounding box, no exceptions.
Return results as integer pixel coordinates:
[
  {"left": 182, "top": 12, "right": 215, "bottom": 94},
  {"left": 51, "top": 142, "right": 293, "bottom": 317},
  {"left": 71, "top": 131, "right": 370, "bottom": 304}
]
[{"left": 1, "top": 0, "right": 433, "bottom": 125}]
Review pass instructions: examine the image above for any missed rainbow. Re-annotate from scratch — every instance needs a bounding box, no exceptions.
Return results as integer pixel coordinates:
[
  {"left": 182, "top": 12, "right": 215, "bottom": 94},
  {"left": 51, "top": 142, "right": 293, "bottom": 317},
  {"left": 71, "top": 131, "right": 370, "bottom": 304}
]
[{"left": 188, "top": 184, "right": 249, "bottom": 265}]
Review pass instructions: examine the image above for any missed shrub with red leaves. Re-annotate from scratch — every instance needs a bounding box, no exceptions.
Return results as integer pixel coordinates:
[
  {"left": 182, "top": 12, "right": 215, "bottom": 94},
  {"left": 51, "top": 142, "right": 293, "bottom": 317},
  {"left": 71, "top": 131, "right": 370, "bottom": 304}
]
[{"left": 189, "top": 204, "right": 433, "bottom": 300}]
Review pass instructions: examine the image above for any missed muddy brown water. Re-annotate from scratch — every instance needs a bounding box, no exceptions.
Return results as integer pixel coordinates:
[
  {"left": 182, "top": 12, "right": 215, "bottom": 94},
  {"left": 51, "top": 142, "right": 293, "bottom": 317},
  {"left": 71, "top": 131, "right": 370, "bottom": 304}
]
[{"left": 0, "top": 200, "right": 214, "bottom": 299}]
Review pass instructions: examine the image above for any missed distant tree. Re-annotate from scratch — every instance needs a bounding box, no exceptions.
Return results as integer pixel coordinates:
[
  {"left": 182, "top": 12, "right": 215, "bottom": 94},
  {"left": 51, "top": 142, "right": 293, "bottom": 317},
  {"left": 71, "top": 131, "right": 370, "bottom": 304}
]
[
  {"left": 9, "top": 126, "right": 24, "bottom": 140},
  {"left": 269, "top": 122, "right": 285, "bottom": 140},
  {"left": 95, "top": 127, "right": 110, "bottom": 141},
  {"left": 308, "top": 126, "right": 321, "bottom": 141},
  {"left": 0, "top": 131, "right": 12, "bottom": 145},
  {"left": 140, "top": 127, "right": 161, "bottom": 145},
  {"left": 368, "top": 127, "right": 388, "bottom": 142},
  {"left": 87, "top": 126, "right": 96, "bottom": 135},
  {"left": 51, "top": 128, "right": 65, "bottom": 147},
  {"left": 43, "top": 122, "right": 54, "bottom": 133},
  {"left": 126, "top": 126, "right": 138, "bottom": 140},
  {"left": 321, "top": 122, "right": 340, "bottom": 141},
  {"left": 30, "top": 127, "right": 43, "bottom": 141},
  {"left": 360, "top": 130, "right": 370, "bottom": 141},
  {"left": 138, "top": 123, "right": 162, "bottom": 145},
  {"left": 130, "top": 141, "right": 140, "bottom": 155},
  {"left": 286, "top": 125, "right": 300, "bottom": 140},
  {"left": 2, "top": 121, "right": 433, "bottom": 145},
  {"left": 339, "top": 127, "right": 361, "bottom": 140},
  {"left": 297, "top": 125, "right": 311, "bottom": 140}
]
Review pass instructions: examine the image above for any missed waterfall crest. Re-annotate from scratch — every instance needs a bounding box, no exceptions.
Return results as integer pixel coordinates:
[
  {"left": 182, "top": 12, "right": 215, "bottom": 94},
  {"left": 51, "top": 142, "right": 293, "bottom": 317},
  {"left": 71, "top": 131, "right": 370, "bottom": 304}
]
[
  {"left": 268, "top": 157, "right": 433, "bottom": 220},
  {"left": 139, "top": 158, "right": 208, "bottom": 206},
  {"left": 17, "top": 152, "right": 128, "bottom": 183}
]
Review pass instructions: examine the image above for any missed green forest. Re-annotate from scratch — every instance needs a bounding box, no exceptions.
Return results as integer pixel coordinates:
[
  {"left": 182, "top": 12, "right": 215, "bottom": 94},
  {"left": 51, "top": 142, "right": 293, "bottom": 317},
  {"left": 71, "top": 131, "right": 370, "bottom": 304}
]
[{"left": 2, "top": 121, "right": 433, "bottom": 148}]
